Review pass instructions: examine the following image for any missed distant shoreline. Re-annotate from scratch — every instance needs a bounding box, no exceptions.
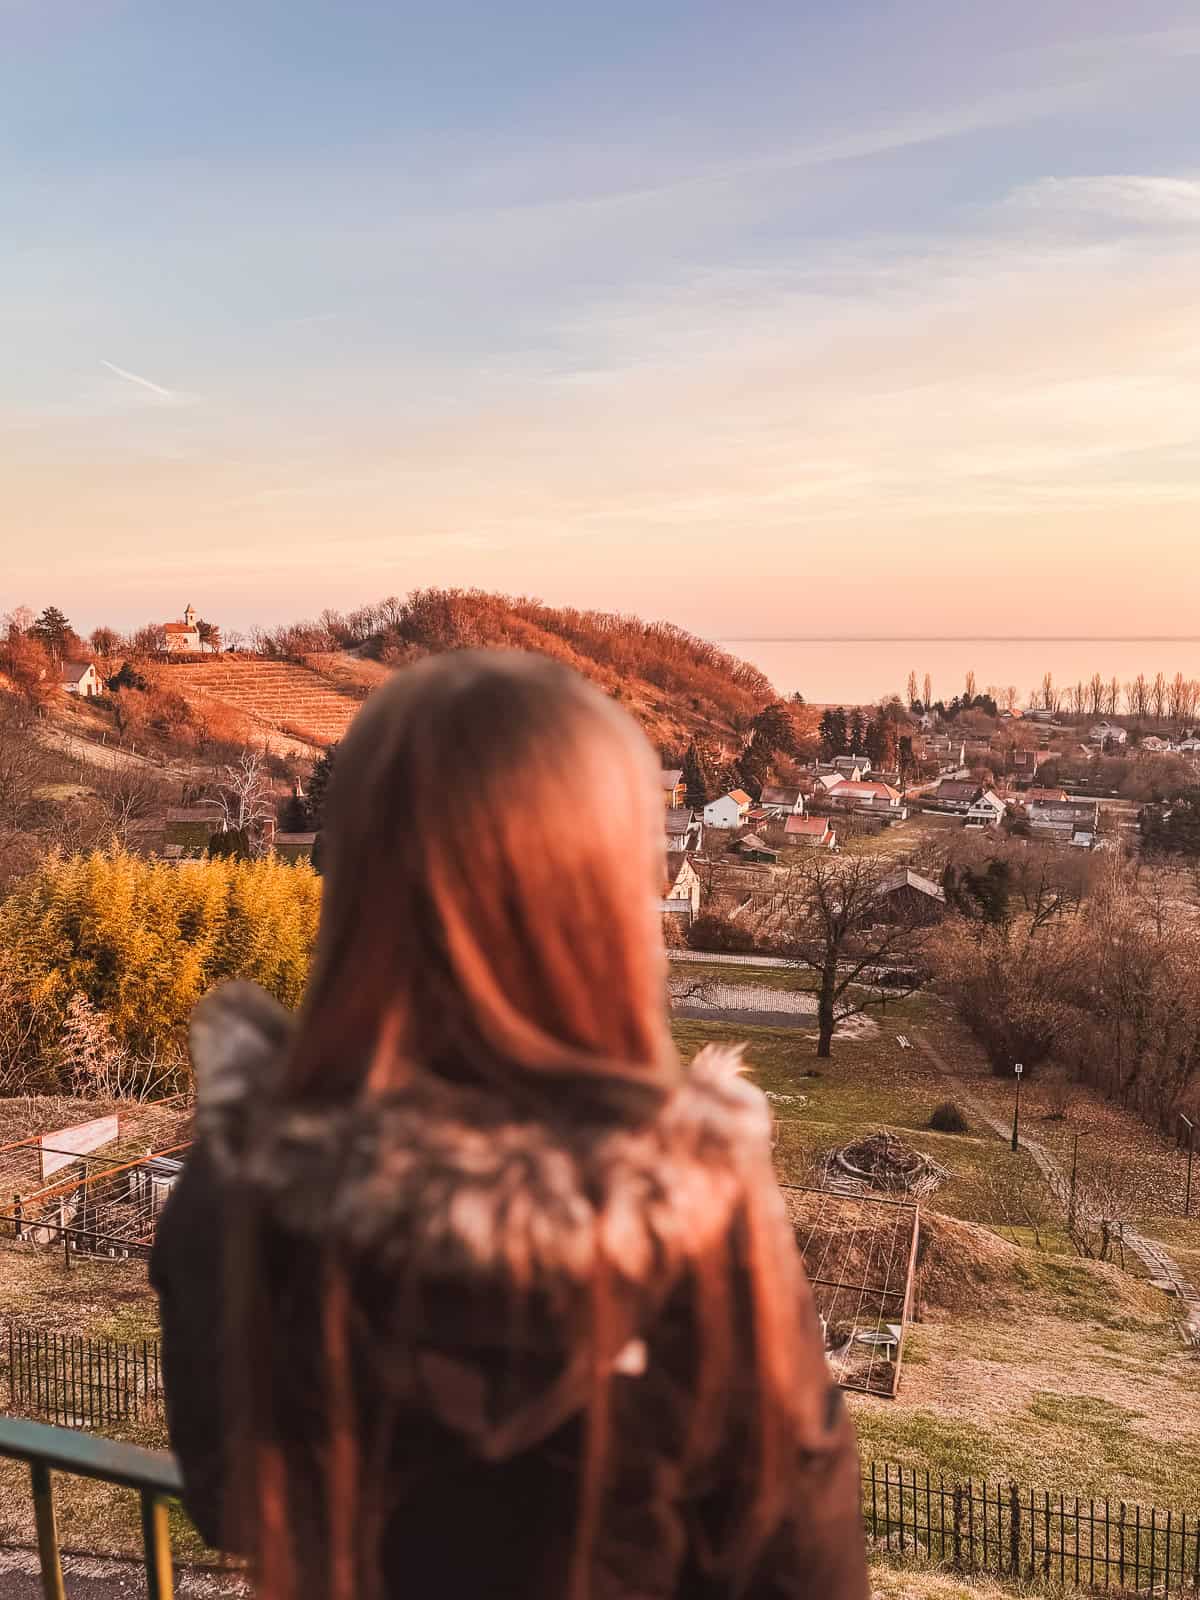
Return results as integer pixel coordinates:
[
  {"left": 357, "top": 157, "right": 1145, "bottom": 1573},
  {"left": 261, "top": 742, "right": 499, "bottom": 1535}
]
[{"left": 718, "top": 636, "right": 1200, "bottom": 645}]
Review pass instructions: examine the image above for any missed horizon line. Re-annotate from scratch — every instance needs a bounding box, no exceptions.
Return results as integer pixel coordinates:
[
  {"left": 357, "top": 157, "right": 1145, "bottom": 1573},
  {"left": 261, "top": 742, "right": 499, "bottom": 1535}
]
[{"left": 717, "top": 635, "right": 1200, "bottom": 644}]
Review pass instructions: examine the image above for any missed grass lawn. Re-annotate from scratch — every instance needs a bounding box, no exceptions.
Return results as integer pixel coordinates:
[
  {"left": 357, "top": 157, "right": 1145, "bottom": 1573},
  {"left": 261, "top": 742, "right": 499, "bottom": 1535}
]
[{"left": 675, "top": 1012, "right": 1200, "bottom": 1519}]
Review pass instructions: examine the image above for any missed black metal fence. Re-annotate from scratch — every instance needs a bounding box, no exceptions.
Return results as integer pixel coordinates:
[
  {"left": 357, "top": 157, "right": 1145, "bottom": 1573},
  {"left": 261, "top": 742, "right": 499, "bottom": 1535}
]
[
  {"left": 866, "top": 1460, "right": 1200, "bottom": 1594},
  {"left": 5, "top": 1325, "right": 163, "bottom": 1431}
]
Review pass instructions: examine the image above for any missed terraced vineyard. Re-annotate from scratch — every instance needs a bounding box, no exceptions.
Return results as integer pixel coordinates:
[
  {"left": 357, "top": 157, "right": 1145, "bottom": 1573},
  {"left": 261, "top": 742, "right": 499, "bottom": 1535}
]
[{"left": 164, "top": 660, "right": 364, "bottom": 744}]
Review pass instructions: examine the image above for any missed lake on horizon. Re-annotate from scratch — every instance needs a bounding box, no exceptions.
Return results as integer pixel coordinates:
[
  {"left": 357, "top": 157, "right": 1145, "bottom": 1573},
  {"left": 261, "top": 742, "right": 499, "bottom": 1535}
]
[{"left": 719, "top": 638, "right": 1200, "bottom": 708}]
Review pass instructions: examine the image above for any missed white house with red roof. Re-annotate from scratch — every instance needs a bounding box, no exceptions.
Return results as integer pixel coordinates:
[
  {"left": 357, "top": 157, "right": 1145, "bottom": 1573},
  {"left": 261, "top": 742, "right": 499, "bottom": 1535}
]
[
  {"left": 703, "top": 789, "right": 752, "bottom": 829},
  {"left": 164, "top": 604, "right": 204, "bottom": 655}
]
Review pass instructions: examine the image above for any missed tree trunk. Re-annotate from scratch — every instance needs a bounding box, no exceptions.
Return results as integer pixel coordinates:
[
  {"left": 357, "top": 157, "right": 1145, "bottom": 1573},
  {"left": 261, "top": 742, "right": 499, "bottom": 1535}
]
[{"left": 817, "top": 959, "right": 838, "bottom": 1058}]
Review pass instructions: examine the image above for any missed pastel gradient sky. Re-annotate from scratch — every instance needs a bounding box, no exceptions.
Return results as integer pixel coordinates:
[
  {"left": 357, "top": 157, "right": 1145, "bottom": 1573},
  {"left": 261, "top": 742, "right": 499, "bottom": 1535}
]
[{"left": 4, "top": 2, "right": 1200, "bottom": 637}]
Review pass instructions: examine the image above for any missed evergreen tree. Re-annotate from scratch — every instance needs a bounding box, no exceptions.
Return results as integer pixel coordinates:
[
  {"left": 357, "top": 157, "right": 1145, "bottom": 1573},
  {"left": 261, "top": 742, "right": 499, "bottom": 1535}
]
[
  {"left": 307, "top": 742, "right": 339, "bottom": 829},
  {"left": 30, "top": 606, "right": 74, "bottom": 660},
  {"left": 734, "top": 735, "right": 772, "bottom": 801},
  {"left": 281, "top": 794, "right": 309, "bottom": 833},
  {"left": 682, "top": 742, "right": 713, "bottom": 810},
  {"left": 848, "top": 709, "right": 866, "bottom": 753},
  {"left": 819, "top": 707, "right": 849, "bottom": 757},
  {"left": 107, "top": 660, "right": 148, "bottom": 693},
  {"left": 750, "top": 701, "right": 798, "bottom": 756}
]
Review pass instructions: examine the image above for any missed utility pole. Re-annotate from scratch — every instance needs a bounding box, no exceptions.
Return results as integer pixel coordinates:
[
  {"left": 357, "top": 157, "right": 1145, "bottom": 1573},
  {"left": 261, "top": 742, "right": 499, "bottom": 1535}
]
[
  {"left": 1011, "top": 1062, "right": 1024, "bottom": 1153},
  {"left": 1181, "top": 1115, "right": 1195, "bottom": 1220}
]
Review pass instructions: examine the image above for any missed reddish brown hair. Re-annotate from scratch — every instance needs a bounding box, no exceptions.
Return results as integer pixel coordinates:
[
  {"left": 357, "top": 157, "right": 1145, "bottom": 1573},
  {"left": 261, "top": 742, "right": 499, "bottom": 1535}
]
[{"left": 237, "top": 650, "right": 808, "bottom": 1599}]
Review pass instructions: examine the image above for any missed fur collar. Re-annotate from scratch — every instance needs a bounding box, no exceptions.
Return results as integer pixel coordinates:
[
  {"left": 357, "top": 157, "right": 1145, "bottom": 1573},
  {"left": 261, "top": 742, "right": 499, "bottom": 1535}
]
[{"left": 191, "top": 981, "right": 772, "bottom": 1294}]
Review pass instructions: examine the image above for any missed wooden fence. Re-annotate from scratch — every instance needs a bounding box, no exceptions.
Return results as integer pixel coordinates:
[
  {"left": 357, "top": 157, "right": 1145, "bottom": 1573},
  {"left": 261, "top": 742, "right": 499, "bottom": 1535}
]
[
  {"left": 4, "top": 1325, "right": 163, "bottom": 1431},
  {"left": 866, "top": 1460, "right": 1200, "bottom": 1594}
]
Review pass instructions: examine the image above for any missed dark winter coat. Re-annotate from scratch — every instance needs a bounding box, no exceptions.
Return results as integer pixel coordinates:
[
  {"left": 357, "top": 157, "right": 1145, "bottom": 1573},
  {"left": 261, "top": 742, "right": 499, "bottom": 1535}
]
[{"left": 150, "top": 982, "right": 868, "bottom": 1600}]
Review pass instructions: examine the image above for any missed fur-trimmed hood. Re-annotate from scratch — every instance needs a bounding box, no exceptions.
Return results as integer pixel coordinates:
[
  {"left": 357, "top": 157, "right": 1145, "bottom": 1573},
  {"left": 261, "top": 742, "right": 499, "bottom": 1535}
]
[{"left": 188, "top": 981, "right": 778, "bottom": 1459}]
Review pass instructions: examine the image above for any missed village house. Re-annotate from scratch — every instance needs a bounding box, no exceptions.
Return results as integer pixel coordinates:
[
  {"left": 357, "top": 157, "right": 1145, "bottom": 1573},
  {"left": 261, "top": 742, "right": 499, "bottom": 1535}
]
[
  {"left": 703, "top": 789, "right": 752, "bottom": 829},
  {"left": 1089, "top": 720, "right": 1128, "bottom": 748},
  {"left": 661, "top": 768, "right": 686, "bottom": 807},
  {"left": 1025, "top": 796, "right": 1102, "bottom": 847},
  {"left": 60, "top": 661, "right": 102, "bottom": 698},
  {"left": 930, "top": 778, "right": 982, "bottom": 813},
  {"left": 833, "top": 753, "right": 872, "bottom": 777},
  {"left": 660, "top": 852, "right": 701, "bottom": 920},
  {"left": 813, "top": 762, "right": 862, "bottom": 787},
  {"left": 759, "top": 784, "right": 805, "bottom": 817},
  {"left": 665, "top": 806, "right": 703, "bottom": 854},
  {"left": 827, "top": 779, "right": 907, "bottom": 818},
  {"left": 784, "top": 815, "right": 836, "bottom": 849},
  {"left": 1141, "top": 736, "right": 1175, "bottom": 754},
  {"left": 965, "top": 789, "right": 1006, "bottom": 829},
  {"left": 1025, "top": 786, "right": 1069, "bottom": 804}
]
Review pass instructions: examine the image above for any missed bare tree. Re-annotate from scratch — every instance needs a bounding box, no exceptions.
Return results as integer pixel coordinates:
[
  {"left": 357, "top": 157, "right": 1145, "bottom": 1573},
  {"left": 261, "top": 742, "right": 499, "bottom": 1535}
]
[
  {"left": 1041, "top": 671, "right": 1058, "bottom": 713},
  {"left": 964, "top": 669, "right": 977, "bottom": 702},
  {"left": 1105, "top": 676, "right": 1121, "bottom": 717},
  {"left": 763, "top": 857, "right": 932, "bottom": 1058},
  {"left": 906, "top": 670, "right": 919, "bottom": 707},
  {"left": 0, "top": 700, "right": 56, "bottom": 825},
  {"left": 1151, "top": 672, "right": 1168, "bottom": 721},
  {"left": 91, "top": 765, "right": 169, "bottom": 844},
  {"left": 214, "top": 749, "right": 276, "bottom": 847},
  {"left": 923, "top": 672, "right": 933, "bottom": 710},
  {"left": 1087, "top": 672, "right": 1105, "bottom": 718}
]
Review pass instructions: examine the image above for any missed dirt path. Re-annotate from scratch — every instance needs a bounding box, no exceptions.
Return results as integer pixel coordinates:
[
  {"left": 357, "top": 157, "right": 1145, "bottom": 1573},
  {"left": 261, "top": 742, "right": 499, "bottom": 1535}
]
[
  {"left": 0, "top": 1549, "right": 246, "bottom": 1597},
  {"left": 914, "top": 1033, "right": 1200, "bottom": 1345}
]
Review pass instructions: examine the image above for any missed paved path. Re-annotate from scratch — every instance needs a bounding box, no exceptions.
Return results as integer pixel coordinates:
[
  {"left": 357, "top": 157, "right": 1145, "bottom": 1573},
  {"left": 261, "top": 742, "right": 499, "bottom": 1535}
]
[{"left": 914, "top": 1033, "right": 1200, "bottom": 1346}]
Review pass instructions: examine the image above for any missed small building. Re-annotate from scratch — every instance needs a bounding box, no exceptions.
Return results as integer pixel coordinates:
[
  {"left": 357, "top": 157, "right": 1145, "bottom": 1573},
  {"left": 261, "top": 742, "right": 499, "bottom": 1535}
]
[
  {"left": 661, "top": 768, "right": 686, "bottom": 808},
  {"left": 704, "top": 789, "right": 752, "bottom": 830},
  {"left": 164, "top": 604, "right": 203, "bottom": 655},
  {"left": 759, "top": 784, "right": 805, "bottom": 817},
  {"left": 163, "top": 804, "right": 224, "bottom": 852},
  {"left": 867, "top": 868, "right": 946, "bottom": 927},
  {"left": 1011, "top": 748, "right": 1051, "bottom": 779},
  {"left": 274, "top": 831, "right": 318, "bottom": 863},
  {"left": 1025, "top": 786, "right": 1069, "bottom": 804},
  {"left": 661, "top": 852, "right": 701, "bottom": 920},
  {"left": 931, "top": 778, "right": 981, "bottom": 814},
  {"left": 1141, "top": 736, "right": 1175, "bottom": 754},
  {"left": 1089, "top": 721, "right": 1128, "bottom": 748},
  {"left": 965, "top": 790, "right": 1006, "bottom": 829},
  {"left": 733, "top": 832, "right": 779, "bottom": 864},
  {"left": 665, "top": 807, "right": 703, "bottom": 853},
  {"left": 61, "top": 661, "right": 102, "bottom": 698},
  {"left": 785, "top": 815, "right": 836, "bottom": 849}
]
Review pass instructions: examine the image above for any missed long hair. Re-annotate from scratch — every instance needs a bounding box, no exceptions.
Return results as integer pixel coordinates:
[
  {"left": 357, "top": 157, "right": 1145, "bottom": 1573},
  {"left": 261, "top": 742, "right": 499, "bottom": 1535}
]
[{"left": 234, "top": 650, "right": 808, "bottom": 1599}]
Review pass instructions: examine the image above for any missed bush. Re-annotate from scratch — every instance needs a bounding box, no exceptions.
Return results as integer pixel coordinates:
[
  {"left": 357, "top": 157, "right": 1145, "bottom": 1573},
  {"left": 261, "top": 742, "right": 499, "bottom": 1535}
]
[
  {"left": 0, "top": 848, "right": 321, "bottom": 1090},
  {"left": 928, "top": 1100, "right": 969, "bottom": 1134},
  {"left": 686, "top": 914, "right": 757, "bottom": 954}
]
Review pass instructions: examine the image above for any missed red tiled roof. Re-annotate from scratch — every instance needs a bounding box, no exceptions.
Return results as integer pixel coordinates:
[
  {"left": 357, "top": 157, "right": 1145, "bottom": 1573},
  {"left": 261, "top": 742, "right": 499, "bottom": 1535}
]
[
  {"left": 164, "top": 622, "right": 197, "bottom": 635},
  {"left": 727, "top": 789, "right": 752, "bottom": 806},
  {"left": 785, "top": 816, "right": 831, "bottom": 836}
]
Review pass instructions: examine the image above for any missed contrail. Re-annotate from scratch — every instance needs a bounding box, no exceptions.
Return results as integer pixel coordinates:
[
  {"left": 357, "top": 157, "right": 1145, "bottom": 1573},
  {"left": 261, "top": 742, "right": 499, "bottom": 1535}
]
[{"left": 100, "top": 360, "right": 175, "bottom": 399}]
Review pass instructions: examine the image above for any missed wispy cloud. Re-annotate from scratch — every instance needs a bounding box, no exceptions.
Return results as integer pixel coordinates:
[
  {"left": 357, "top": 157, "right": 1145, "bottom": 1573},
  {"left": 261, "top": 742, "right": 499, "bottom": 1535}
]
[
  {"left": 1007, "top": 174, "right": 1200, "bottom": 226},
  {"left": 99, "top": 360, "right": 179, "bottom": 400}
]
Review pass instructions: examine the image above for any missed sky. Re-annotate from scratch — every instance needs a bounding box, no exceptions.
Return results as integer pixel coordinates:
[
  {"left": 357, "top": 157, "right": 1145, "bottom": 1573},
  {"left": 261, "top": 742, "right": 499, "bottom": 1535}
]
[{"left": 3, "top": 1, "right": 1200, "bottom": 640}]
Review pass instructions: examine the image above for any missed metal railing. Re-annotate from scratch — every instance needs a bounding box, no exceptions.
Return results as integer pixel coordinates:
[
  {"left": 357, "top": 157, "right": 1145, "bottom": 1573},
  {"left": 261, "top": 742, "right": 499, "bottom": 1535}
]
[
  {"left": 6, "top": 1324, "right": 164, "bottom": 1428},
  {"left": 0, "top": 1414, "right": 182, "bottom": 1600}
]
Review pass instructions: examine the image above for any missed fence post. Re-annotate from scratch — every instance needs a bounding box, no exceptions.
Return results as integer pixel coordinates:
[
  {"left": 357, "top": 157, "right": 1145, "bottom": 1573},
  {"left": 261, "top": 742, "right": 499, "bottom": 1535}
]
[
  {"left": 953, "top": 1485, "right": 965, "bottom": 1572},
  {"left": 1010, "top": 1482, "right": 1021, "bottom": 1577}
]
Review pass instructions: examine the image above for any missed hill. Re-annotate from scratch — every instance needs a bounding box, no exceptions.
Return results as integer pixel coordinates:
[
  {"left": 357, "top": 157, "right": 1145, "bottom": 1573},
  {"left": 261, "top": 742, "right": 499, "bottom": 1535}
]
[{"left": 170, "top": 589, "right": 778, "bottom": 754}]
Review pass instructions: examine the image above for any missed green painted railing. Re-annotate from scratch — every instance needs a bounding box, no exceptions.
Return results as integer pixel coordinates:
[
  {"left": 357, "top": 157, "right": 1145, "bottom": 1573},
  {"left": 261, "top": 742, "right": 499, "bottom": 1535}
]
[{"left": 0, "top": 1414, "right": 183, "bottom": 1599}]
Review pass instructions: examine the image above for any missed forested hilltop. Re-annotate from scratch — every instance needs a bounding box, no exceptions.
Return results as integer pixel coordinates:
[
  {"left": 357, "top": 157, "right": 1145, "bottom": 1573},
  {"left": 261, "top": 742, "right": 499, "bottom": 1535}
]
[{"left": 262, "top": 588, "right": 778, "bottom": 753}]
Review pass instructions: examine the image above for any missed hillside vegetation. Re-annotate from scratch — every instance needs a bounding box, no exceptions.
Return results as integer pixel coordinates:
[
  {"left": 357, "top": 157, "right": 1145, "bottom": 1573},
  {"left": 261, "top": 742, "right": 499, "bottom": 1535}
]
[{"left": 251, "top": 588, "right": 776, "bottom": 752}]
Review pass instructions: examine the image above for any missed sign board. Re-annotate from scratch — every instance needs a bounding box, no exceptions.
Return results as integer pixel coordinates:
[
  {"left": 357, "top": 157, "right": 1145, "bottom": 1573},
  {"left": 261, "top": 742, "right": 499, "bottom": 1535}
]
[{"left": 39, "top": 1115, "right": 120, "bottom": 1181}]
